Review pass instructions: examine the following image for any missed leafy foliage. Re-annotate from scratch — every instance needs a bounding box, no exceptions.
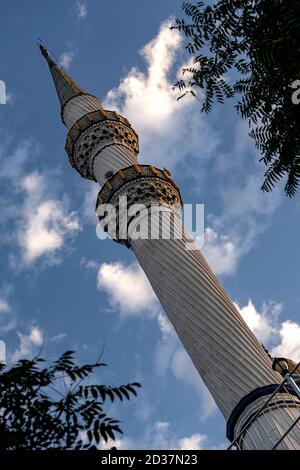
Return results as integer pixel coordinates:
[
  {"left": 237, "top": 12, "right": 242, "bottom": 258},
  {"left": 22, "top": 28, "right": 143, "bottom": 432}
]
[
  {"left": 172, "top": 0, "right": 300, "bottom": 196},
  {"left": 0, "top": 351, "right": 141, "bottom": 450}
]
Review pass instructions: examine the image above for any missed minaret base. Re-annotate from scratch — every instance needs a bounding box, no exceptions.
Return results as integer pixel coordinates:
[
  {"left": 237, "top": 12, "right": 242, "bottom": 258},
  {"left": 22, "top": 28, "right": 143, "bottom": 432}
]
[{"left": 227, "top": 385, "right": 300, "bottom": 449}]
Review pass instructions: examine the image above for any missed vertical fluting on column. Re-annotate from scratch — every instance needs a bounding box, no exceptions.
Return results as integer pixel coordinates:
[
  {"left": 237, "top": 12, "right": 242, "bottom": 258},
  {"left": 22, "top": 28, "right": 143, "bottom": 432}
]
[
  {"left": 234, "top": 392, "right": 300, "bottom": 449},
  {"left": 62, "top": 95, "right": 104, "bottom": 129},
  {"left": 128, "top": 207, "right": 281, "bottom": 420},
  {"left": 93, "top": 146, "right": 137, "bottom": 186}
]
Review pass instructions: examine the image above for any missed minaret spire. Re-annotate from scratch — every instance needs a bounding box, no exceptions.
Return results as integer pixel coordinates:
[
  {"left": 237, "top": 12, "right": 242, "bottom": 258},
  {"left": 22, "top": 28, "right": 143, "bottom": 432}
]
[
  {"left": 39, "top": 44, "right": 85, "bottom": 107},
  {"left": 40, "top": 43, "right": 138, "bottom": 182}
]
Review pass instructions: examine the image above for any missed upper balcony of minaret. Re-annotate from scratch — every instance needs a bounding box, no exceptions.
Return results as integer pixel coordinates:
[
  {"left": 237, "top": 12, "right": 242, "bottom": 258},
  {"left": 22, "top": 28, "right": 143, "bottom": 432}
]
[
  {"left": 64, "top": 108, "right": 139, "bottom": 184},
  {"left": 40, "top": 44, "right": 139, "bottom": 185}
]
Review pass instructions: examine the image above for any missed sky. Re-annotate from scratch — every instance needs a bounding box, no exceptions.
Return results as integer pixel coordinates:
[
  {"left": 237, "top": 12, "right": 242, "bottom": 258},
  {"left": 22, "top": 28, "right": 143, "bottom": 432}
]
[{"left": 0, "top": 0, "right": 300, "bottom": 450}]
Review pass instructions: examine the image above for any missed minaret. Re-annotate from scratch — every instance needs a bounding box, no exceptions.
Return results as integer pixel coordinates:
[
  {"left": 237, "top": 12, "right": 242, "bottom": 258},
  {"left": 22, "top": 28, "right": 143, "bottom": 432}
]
[{"left": 40, "top": 45, "right": 300, "bottom": 449}]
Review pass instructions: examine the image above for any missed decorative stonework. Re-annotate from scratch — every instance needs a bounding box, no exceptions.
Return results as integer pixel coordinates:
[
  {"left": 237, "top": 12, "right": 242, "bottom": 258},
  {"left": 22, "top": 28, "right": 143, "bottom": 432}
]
[
  {"left": 96, "top": 164, "right": 182, "bottom": 245},
  {"left": 96, "top": 164, "right": 181, "bottom": 206},
  {"left": 65, "top": 110, "right": 139, "bottom": 180}
]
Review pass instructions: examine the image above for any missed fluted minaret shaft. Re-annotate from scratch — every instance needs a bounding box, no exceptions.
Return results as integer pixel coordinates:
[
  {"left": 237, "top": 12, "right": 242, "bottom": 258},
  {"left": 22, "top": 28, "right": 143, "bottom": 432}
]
[
  {"left": 130, "top": 213, "right": 279, "bottom": 418},
  {"left": 41, "top": 45, "right": 300, "bottom": 449}
]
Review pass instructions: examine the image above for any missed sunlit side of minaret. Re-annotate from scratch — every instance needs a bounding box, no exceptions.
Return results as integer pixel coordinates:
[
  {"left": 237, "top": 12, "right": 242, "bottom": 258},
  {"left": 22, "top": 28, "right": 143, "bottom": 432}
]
[{"left": 40, "top": 45, "right": 300, "bottom": 449}]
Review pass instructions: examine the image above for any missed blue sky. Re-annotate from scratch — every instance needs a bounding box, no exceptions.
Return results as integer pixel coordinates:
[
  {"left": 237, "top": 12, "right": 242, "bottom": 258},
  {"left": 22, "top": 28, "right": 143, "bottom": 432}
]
[{"left": 0, "top": 0, "right": 300, "bottom": 450}]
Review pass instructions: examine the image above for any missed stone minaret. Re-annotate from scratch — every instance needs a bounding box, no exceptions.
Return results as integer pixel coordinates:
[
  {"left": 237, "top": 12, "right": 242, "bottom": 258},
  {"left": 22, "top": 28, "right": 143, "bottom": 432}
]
[{"left": 40, "top": 46, "right": 300, "bottom": 449}]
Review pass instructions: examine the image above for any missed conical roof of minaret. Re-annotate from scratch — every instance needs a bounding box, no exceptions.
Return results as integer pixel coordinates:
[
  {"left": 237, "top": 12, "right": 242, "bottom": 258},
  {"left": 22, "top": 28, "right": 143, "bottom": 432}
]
[{"left": 39, "top": 44, "right": 86, "bottom": 106}]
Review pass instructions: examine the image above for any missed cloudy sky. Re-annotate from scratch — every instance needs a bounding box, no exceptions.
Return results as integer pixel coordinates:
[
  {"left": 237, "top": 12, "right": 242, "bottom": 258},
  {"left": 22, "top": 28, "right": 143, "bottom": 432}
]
[{"left": 0, "top": 0, "right": 299, "bottom": 450}]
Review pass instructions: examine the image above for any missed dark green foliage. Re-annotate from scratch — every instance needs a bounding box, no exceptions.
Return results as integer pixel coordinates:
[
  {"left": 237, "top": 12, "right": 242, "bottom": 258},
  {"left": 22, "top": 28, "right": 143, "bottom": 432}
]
[
  {"left": 172, "top": 0, "right": 300, "bottom": 196},
  {"left": 0, "top": 351, "right": 141, "bottom": 450}
]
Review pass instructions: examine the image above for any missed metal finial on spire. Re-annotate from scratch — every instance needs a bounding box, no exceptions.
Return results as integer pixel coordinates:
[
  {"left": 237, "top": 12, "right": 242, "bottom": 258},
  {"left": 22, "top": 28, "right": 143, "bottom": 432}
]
[
  {"left": 38, "top": 41, "right": 56, "bottom": 68},
  {"left": 38, "top": 43, "right": 48, "bottom": 59}
]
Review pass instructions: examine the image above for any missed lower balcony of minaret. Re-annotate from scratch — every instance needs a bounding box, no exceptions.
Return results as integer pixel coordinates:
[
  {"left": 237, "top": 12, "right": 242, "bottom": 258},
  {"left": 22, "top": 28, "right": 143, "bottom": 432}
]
[{"left": 95, "top": 164, "right": 182, "bottom": 246}]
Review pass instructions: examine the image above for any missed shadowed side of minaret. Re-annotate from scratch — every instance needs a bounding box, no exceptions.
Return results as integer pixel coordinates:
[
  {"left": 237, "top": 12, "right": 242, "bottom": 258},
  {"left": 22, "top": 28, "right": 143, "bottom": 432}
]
[{"left": 40, "top": 44, "right": 300, "bottom": 449}]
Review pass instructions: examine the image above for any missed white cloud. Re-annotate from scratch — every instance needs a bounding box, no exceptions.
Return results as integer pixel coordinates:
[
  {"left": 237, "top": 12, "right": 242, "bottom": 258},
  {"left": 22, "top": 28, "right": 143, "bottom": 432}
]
[
  {"left": 102, "top": 421, "right": 207, "bottom": 450},
  {"left": 201, "top": 227, "right": 241, "bottom": 276},
  {"left": 0, "top": 299, "right": 10, "bottom": 313},
  {"left": 81, "top": 257, "right": 99, "bottom": 270},
  {"left": 157, "top": 312, "right": 174, "bottom": 337},
  {"left": 0, "top": 141, "right": 81, "bottom": 267},
  {"left": 59, "top": 50, "right": 76, "bottom": 70},
  {"left": 236, "top": 299, "right": 300, "bottom": 361},
  {"left": 200, "top": 224, "right": 250, "bottom": 277},
  {"left": 97, "top": 262, "right": 156, "bottom": 316},
  {"left": 178, "top": 433, "right": 207, "bottom": 450},
  {"left": 11, "top": 326, "right": 44, "bottom": 363},
  {"left": 76, "top": 1, "right": 87, "bottom": 19},
  {"left": 104, "top": 19, "right": 219, "bottom": 170},
  {"left": 154, "top": 314, "right": 178, "bottom": 377},
  {"left": 272, "top": 321, "right": 300, "bottom": 360},
  {"left": 0, "top": 140, "right": 33, "bottom": 181},
  {"left": 104, "top": 20, "right": 182, "bottom": 132},
  {"left": 19, "top": 172, "right": 80, "bottom": 265},
  {"left": 0, "top": 297, "right": 16, "bottom": 334},
  {"left": 236, "top": 299, "right": 280, "bottom": 344},
  {"left": 50, "top": 333, "right": 67, "bottom": 343}
]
